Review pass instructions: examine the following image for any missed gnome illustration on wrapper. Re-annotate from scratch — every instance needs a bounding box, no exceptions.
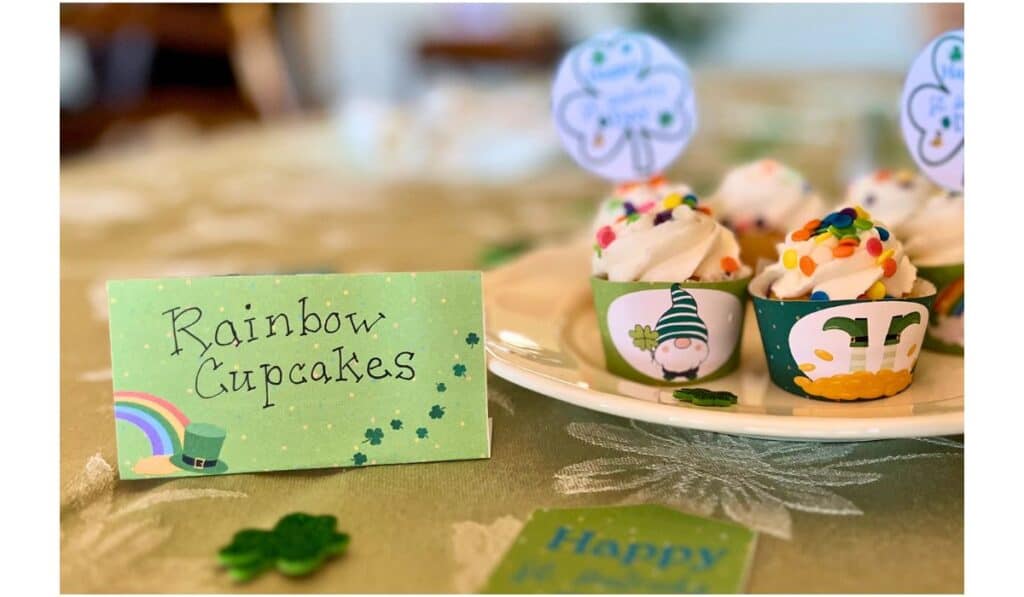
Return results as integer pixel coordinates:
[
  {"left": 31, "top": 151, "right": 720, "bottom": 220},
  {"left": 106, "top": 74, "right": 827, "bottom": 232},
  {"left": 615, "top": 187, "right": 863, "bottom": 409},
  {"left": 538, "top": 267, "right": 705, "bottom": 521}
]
[{"left": 647, "top": 284, "right": 710, "bottom": 381}]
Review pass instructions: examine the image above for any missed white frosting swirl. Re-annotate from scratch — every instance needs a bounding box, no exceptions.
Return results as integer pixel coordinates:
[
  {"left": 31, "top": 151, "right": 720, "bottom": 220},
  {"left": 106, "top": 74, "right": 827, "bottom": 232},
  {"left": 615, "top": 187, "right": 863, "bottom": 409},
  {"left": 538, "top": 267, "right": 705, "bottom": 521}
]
[
  {"left": 708, "top": 159, "right": 826, "bottom": 232},
  {"left": 900, "top": 191, "right": 964, "bottom": 266},
  {"left": 762, "top": 211, "right": 917, "bottom": 300},
  {"left": 592, "top": 200, "right": 749, "bottom": 283},
  {"left": 842, "top": 169, "right": 933, "bottom": 229}
]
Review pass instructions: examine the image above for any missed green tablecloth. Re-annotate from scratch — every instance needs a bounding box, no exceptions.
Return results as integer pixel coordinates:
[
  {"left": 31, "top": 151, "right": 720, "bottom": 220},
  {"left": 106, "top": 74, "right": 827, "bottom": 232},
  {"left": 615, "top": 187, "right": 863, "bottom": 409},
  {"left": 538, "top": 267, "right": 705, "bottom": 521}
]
[{"left": 61, "top": 110, "right": 962, "bottom": 593}]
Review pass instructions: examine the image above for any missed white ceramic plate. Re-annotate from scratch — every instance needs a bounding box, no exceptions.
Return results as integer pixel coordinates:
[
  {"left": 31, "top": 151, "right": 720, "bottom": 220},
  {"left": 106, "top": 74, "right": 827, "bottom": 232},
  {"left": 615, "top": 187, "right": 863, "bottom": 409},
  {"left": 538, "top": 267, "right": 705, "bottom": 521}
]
[{"left": 484, "top": 241, "right": 963, "bottom": 441}]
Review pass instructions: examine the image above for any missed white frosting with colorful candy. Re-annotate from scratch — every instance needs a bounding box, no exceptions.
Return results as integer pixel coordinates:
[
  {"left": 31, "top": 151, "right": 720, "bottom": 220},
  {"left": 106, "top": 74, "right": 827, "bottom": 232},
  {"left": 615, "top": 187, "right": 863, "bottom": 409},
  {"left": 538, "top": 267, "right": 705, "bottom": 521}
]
[
  {"left": 900, "top": 190, "right": 964, "bottom": 267},
  {"left": 708, "top": 159, "right": 826, "bottom": 233},
  {"left": 591, "top": 188, "right": 749, "bottom": 283},
  {"left": 762, "top": 206, "right": 918, "bottom": 301},
  {"left": 843, "top": 169, "right": 934, "bottom": 230},
  {"left": 592, "top": 177, "right": 695, "bottom": 232}
]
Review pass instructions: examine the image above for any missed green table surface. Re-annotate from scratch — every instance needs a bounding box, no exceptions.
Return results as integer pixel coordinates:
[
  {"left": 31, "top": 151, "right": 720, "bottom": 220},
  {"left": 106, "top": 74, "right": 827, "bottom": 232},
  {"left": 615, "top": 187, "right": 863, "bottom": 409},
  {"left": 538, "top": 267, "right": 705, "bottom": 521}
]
[{"left": 61, "top": 83, "right": 962, "bottom": 593}]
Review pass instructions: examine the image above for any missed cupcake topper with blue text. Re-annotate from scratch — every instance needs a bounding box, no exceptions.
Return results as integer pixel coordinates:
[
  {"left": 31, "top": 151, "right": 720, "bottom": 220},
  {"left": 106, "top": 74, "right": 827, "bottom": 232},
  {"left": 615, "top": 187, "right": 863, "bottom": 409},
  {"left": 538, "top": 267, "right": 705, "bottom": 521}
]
[
  {"left": 551, "top": 30, "right": 697, "bottom": 183},
  {"left": 900, "top": 29, "right": 963, "bottom": 191}
]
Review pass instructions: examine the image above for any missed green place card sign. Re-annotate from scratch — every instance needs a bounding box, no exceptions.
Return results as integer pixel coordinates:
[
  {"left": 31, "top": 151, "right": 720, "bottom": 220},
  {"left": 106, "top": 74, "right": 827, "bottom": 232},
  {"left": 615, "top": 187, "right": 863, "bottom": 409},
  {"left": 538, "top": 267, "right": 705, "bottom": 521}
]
[
  {"left": 107, "top": 272, "right": 490, "bottom": 479},
  {"left": 484, "top": 505, "right": 756, "bottom": 594}
]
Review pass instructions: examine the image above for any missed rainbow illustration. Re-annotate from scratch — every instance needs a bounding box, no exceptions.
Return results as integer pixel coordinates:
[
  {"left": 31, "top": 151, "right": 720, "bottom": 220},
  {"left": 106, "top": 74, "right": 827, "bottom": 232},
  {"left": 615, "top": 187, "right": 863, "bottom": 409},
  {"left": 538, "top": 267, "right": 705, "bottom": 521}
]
[
  {"left": 114, "top": 391, "right": 190, "bottom": 457},
  {"left": 933, "top": 277, "right": 964, "bottom": 318}
]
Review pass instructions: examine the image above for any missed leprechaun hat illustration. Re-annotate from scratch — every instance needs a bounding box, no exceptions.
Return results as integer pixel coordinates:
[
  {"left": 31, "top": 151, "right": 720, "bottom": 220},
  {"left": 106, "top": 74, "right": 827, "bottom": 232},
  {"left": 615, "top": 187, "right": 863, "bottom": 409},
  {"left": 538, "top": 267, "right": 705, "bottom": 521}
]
[{"left": 169, "top": 422, "right": 229, "bottom": 474}]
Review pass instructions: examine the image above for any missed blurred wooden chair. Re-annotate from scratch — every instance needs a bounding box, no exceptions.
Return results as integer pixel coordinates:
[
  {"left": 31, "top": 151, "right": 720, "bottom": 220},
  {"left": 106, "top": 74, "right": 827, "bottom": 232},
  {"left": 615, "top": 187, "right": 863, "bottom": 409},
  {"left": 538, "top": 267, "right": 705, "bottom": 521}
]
[{"left": 61, "top": 3, "right": 298, "bottom": 154}]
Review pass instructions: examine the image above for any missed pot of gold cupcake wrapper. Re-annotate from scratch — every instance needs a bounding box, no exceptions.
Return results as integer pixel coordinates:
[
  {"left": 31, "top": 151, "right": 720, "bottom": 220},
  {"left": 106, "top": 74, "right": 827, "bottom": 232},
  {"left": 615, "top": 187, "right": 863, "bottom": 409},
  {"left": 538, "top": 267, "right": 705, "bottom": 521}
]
[
  {"left": 750, "top": 274, "right": 936, "bottom": 401},
  {"left": 749, "top": 201, "right": 940, "bottom": 401},
  {"left": 591, "top": 276, "right": 750, "bottom": 386},
  {"left": 915, "top": 263, "right": 963, "bottom": 355}
]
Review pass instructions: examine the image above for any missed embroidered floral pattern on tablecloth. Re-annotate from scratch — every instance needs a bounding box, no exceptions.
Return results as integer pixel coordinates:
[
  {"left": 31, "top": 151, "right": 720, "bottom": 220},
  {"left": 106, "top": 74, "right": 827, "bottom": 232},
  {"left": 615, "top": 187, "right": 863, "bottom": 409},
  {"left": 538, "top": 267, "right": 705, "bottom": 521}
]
[{"left": 555, "top": 421, "right": 961, "bottom": 539}]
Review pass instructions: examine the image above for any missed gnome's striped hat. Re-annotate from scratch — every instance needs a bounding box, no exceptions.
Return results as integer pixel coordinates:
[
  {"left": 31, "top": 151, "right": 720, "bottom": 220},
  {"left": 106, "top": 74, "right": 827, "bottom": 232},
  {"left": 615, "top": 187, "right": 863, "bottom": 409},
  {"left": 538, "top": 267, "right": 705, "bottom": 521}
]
[{"left": 655, "top": 284, "right": 709, "bottom": 345}]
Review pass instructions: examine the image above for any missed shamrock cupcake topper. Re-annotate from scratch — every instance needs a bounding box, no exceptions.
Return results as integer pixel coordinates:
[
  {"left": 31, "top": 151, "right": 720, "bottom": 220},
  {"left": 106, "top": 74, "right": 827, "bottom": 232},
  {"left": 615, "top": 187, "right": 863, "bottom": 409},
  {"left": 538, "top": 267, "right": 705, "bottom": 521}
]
[
  {"left": 552, "top": 30, "right": 697, "bottom": 182},
  {"left": 900, "top": 29, "right": 964, "bottom": 191}
]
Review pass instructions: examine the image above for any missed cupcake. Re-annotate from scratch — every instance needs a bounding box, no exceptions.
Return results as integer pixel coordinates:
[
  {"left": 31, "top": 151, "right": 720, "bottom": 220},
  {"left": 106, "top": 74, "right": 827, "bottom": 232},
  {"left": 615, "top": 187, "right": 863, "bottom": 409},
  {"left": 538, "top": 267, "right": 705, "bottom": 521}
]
[
  {"left": 900, "top": 190, "right": 964, "bottom": 354},
  {"left": 749, "top": 205, "right": 937, "bottom": 401},
  {"left": 590, "top": 187, "right": 752, "bottom": 385},
  {"left": 842, "top": 168, "right": 934, "bottom": 230},
  {"left": 708, "top": 159, "right": 826, "bottom": 267}
]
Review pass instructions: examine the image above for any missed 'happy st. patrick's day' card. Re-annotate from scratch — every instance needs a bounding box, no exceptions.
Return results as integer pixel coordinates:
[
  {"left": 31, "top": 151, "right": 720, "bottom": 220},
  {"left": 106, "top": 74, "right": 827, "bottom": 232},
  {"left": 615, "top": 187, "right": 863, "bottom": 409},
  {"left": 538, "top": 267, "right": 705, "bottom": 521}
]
[
  {"left": 484, "top": 505, "right": 756, "bottom": 593},
  {"left": 107, "top": 272, "right": 490, "bottom": 479}
]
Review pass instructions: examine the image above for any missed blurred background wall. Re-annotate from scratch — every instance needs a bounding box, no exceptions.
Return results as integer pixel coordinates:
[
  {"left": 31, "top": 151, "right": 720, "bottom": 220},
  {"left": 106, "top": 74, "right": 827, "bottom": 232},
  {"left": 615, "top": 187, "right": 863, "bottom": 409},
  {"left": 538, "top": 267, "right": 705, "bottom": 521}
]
[{"left": 61, "top": 2, "right": 963, "bottom": 181}]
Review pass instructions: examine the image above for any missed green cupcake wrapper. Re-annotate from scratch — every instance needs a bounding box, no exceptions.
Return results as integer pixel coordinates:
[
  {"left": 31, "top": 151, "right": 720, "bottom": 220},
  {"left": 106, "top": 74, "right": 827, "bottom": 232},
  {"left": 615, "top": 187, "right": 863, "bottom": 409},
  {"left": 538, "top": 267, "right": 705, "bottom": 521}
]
[
  {"left": 750, "top": 275, "right": 936, "bottom": 400},
  {"left": 591, "top": 276, "right": 750, "bottom": 386},
  {"left": 915, "top": 263, "right": 964, "bottom": 355}
]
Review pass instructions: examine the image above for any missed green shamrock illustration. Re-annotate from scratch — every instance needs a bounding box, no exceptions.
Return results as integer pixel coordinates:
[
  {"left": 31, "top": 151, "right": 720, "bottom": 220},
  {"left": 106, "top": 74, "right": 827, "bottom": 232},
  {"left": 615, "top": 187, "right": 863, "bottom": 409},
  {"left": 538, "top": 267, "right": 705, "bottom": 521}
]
[
  {"left": 436, "top": 382, "right": 447, "bottom": 393},
  {"left": 672, "top": 388, "right": 738, "bottom": 407},
  {"left": 416, "top": 427, "right": 429, "bottom": 439},
  {"left": 390, "top": 419, "right": 403, "bottom": 430},
  {"left": 453, "top": 363, "right": 467, "bottom": 377},
  {"left": 429, "top": 405, "right": 445, "bottom": 419},
  {"left": 629, "top": 324, "right": 659, "bottom": 351},
  {"left": 352, "top": 452, "right": 367, "bottom": 466},
  {"left": 465, "top": 332, "right": 480, "bottom": 346},
  {"left": 363, "top": 428, "right": 384, "bottom": 445},
  {"left": 218, "top": 513, "right": 350, "bottom": 582}
]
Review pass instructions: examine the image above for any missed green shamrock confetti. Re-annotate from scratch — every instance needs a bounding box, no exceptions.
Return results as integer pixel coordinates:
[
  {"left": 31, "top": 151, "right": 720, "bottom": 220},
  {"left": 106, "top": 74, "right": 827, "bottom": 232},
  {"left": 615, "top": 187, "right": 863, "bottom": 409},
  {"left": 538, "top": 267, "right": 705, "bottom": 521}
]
[
  {"left": 629, "top": 324, "right": 659, "bottom": 351},
  {"left": 672, "top": 388, "right": 738, "bottom": 407},
  {"left": 465, "top": 332, "right": 480, "bottom": 346},
  {"left": 478, "top": 239, "right": 533, "bottom": 270},
  {"left": 453, "top": 363, "right": 467, "bottom": 377},
  {"left": 218, "top": 513, "right": 350, "bottom": 582},
  {"left": 429, "top": 405, "right": 445, "bottom": 419},
  {"left": 390, "top": 419, "right": 403, "bottom": 430},
  {"left": 436, "top": 382, "right": 447, "bottom": 392},
  {"left": 416, "top": 427, "right": 429, "bottom": 439},
  {"left": 352, "top": 452, "right": 367, "bottom": 466}
]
